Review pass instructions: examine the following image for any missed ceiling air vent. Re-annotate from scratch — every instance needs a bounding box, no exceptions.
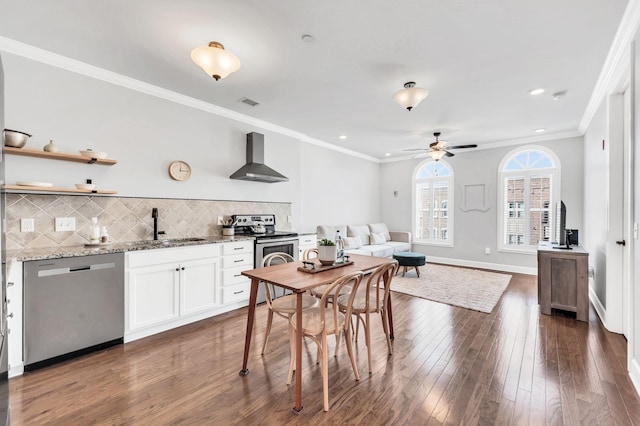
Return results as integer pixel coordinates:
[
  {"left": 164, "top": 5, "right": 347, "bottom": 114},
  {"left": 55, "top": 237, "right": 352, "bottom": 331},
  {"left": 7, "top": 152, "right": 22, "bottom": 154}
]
[{"left": 239, "top": 97, "right": 259, "bottom": 107}]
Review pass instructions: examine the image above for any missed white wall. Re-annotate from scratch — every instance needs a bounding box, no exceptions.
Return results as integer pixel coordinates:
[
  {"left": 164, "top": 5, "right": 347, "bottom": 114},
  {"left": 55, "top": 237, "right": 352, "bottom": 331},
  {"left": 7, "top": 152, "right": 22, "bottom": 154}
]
[
  {"left": 1, "top": 53, "right": 380, "bottom": 233},
  {"left": 380, "top": 136, "right": 584, "bottom": 272},
  {"left": 583, "top": 101, "right": 609, "bottom": 306},
  {"left": 298, "top": 143, "right": 380, "bottom": 233}
]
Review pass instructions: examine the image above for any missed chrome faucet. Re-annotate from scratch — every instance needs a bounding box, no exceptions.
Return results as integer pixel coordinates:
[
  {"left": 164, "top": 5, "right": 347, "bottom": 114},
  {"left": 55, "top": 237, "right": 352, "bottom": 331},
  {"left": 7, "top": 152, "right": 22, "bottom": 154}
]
[{"left": 152, "top": 208, "right": 165, "bottom": 240}]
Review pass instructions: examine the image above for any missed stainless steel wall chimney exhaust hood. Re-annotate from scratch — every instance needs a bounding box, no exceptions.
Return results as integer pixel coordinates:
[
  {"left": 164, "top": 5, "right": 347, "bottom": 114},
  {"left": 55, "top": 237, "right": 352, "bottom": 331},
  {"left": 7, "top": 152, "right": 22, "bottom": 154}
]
[{"left": 230, "top": 132, "right": 289, "bottom": 183}]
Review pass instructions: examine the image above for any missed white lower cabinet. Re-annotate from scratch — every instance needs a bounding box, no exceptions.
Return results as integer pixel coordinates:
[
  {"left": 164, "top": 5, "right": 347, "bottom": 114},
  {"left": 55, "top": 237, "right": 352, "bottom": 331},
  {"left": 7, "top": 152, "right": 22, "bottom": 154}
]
[
  {"left": 220, "top": 241, "right": 254, "bottom": 304},
  {"left": 7, "top": 260, "right": 24, "bottom": 377},
  {"left": 125, "top": 242, "right": 254, "bottom": 342}
]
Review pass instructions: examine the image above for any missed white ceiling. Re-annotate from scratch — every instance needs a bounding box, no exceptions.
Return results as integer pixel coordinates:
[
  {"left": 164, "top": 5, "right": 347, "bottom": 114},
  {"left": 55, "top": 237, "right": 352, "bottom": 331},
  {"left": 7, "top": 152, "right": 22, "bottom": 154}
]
[{"left": 0, "top": 0, "right": 630, "bottom": 159}]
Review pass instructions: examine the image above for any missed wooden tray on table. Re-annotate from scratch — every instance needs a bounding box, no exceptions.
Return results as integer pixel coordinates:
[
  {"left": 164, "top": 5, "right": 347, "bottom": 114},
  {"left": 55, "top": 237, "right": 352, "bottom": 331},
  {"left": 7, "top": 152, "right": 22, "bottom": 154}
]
[{"left": 297, "top": 260, "right": 354, "bottom": 274}]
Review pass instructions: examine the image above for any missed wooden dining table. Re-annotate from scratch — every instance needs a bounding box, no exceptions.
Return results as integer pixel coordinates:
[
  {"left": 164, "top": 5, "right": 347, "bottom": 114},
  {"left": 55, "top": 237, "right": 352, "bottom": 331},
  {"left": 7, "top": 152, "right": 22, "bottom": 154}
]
[{"left": 239, "top": 254, "right": 397, "bottom": 413}]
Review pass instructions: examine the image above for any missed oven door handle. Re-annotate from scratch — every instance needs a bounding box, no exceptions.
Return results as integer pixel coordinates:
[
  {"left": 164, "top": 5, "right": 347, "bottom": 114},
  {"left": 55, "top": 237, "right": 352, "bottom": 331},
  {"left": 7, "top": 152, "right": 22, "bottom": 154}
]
[{"left": 255, "top": 237, "right": 299, "bottom": 244}]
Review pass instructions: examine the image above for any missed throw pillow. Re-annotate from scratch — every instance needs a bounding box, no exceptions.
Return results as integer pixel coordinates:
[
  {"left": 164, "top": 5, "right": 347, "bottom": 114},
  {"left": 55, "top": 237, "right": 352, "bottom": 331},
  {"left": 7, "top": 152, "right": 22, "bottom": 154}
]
[
  {"left": 370, "top": 232, "right": 386, "bottom": 245},
  {"left": 343, "top": 236, "right": 363, "bottom": 249},
  {"left": 368, "top": 223, "right": 391, "bottom": 241}
]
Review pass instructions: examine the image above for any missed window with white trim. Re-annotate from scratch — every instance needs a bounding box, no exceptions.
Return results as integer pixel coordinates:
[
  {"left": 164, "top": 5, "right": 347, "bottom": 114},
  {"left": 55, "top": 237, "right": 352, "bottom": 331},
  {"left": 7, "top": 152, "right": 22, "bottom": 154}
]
[
  {"left": 498, "top": 147, "right": 560, "bottom": 252},
  {"left": 413, "top": 160, "right": 454, "bottom": 246}
]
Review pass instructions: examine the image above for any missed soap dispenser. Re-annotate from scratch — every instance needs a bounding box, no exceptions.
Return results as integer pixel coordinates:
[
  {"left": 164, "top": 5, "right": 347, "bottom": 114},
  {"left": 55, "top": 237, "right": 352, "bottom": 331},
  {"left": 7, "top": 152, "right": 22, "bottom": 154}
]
[{"left": 89, "top": 217, "right": 100, "bottom": 244}]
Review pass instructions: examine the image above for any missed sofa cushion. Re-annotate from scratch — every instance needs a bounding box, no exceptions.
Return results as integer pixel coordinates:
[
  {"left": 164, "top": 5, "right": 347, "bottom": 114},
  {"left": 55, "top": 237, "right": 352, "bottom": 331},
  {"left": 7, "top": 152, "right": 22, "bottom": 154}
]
[
  {"left": 368, "top": 223, "right": 391, "bottom": 241},
  {"left": 317, "top": 225, "right": 347, "bottom": 241},
  {"left": 369, "top": 232, "right": 386, "bottom": 245},
  {"left": 368, "top": 245, "right": 394, "bottom": 258},
  {"left": 343, "top": 235, "right": 363, "bottom": 249},
  {"left": 384, "top": 240, "right": 411, "bottom": 253},
  {"left": 347, "top": 225, "right": 370, "bottom": 243}
]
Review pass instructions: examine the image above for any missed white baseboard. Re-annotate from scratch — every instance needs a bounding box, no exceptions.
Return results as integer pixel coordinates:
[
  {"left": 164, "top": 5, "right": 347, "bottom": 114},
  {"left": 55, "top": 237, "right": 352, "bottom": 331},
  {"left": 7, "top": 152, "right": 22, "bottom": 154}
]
[
  {"left": 426, "top": 256, "right": 537, "bottom": 275},
  {"left": 630, "top": 358, "right": 640, "bottom": 399},
  {"left": 589, "top": 285, "right": 608, "bottom": 327}
]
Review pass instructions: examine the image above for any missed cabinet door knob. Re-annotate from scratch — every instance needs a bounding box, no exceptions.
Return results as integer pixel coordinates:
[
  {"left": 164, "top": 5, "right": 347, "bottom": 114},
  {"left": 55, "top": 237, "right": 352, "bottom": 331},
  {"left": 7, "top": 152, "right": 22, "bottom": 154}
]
[
  {"left": 176, "top": 268, "right": 180, "bottom": 271},
  {"left": 181, "top": 267, "right": 185, "bottom": 270},
  {"left": 7, "top": 313, "right": 13, "bottom": 318},
  {"left": 7, "top": 282, "right": 14, "bottom": 287}
]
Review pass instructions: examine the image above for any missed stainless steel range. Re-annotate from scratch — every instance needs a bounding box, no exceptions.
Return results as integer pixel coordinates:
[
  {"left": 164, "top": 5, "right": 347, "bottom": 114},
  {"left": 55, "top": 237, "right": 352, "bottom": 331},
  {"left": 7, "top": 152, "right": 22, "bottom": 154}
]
[{"left": 232, "top": 214, "right": 299, "bottom": 268}]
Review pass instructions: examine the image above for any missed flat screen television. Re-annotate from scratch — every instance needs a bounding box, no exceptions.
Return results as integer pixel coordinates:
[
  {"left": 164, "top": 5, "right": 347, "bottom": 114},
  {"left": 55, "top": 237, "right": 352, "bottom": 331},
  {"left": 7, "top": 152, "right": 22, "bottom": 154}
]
[{"left": 554, "top": 200, "right": 571, "bottom": 249}]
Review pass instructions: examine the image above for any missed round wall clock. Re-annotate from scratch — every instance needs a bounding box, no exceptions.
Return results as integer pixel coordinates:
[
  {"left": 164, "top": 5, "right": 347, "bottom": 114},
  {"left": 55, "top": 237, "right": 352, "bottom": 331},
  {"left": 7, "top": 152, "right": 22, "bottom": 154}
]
[{"left": 168, "top": 160, "right": 192, "bottom": 181}]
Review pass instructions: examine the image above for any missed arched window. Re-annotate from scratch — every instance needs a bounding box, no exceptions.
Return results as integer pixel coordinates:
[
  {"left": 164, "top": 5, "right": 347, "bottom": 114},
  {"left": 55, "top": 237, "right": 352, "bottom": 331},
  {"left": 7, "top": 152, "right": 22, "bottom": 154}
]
[
  {"left": 498, "top": 146, "right": 560, "bottom": 252},
  {"left": 413, "top": 160, "right": 453, "bottom": 246}
]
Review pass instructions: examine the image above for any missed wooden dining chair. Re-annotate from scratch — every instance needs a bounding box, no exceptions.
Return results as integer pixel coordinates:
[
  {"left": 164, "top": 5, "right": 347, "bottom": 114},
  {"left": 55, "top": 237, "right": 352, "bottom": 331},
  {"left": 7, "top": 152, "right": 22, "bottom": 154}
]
[
  {"left": 302, "top": 247, "right": 318, "bottom": 260},
  {"left": 288, "top": 270, "right": 364, "bottom": 411},
  {"left": 336, "top": 261, "right": 398, "bottom": 374},
  {"left": 261, "top": 252, "right": 319, "bottom": 355}
]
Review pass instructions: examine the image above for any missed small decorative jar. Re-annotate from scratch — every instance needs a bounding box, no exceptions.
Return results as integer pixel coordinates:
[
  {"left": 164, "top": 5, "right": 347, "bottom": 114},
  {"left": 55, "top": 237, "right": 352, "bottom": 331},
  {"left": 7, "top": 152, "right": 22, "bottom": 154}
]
[{"left": 43, "top": 140, "right": 59, "bottom": 153}]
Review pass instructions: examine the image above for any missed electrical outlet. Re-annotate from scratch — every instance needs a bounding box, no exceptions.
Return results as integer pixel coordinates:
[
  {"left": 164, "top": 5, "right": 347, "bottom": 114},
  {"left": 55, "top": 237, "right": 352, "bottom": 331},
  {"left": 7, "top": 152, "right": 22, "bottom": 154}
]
[
  {"left": 485, "top": 247, "right": 491, "bottom": 255},
  {"left": 217, "top": 216, "right": 224, "bottom": 225},
  {"left": 55, "top": 217, "right": 76, "bottom": 232},
  {"left": 287, "top": 215, "right": 292, "bottom": 223},
  {"left": 21, "top": 218, "right": 34, "bottom": 233}
]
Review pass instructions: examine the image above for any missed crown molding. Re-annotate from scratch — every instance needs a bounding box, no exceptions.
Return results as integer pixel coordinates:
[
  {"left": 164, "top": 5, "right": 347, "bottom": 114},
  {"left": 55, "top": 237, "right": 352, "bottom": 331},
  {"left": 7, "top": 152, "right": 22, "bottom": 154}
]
[
  {"left": 579, "top": 0, "right": 640, "bottom": 133},
  {"left": 0, "top": 36, "right": 380, "bottom": 164}
]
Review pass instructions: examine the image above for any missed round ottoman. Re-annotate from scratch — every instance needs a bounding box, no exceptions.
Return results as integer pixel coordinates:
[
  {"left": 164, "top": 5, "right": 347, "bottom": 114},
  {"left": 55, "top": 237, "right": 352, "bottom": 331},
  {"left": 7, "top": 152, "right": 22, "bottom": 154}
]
[{"left": 393, "top": 252, "right": 426, "bottom": 277}]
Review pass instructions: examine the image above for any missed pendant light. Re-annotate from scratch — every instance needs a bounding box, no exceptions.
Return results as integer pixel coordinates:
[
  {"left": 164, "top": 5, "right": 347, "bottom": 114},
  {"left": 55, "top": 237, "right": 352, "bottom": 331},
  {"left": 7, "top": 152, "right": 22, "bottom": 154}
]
[
  {"left": 393, "top": 82, "right": 429, "bottom": 111},
  {"left": 191, "top": 41, "right": 241, "bottom": 81}
]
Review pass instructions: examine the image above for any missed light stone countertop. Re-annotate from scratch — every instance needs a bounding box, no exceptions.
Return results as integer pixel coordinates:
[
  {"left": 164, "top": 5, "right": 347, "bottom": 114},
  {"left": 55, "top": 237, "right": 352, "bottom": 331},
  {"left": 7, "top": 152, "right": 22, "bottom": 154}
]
[{"left": 6, "top": 235, "right": 256, "bottom": 262}]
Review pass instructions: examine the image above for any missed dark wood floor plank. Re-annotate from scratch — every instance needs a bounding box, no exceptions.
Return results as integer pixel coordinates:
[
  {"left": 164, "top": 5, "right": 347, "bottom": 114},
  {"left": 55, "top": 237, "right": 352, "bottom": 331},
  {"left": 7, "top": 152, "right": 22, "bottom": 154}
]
[{"left": 7, "top": 270, "right": 640, "bottom": 425}]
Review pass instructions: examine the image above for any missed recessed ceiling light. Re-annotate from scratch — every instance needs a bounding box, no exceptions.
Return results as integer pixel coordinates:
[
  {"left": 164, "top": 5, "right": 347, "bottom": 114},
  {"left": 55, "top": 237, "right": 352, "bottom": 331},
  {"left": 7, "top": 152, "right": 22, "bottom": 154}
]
[
  {"left": 385, "top": 153, "right": 391, "bottom": 157},
  {"left": 338, "top": 135, "right": 347, "bottom": 140},
  {"left": 534, "top": 128, "right": 546, "bottom": 133},
  {"left": 529, "top": 88, "right": 545, "bottom": 95}
]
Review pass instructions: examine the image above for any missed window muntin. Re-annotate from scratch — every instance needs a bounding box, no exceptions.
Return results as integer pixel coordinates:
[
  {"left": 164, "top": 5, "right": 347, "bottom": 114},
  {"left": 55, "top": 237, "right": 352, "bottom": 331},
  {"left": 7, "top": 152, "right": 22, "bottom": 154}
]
[
  {"left": 413, "top": 160, "right": 453, "bottom": 246},
  {"left": 498, "top": 147, "right": 559, "bottom": 252}
]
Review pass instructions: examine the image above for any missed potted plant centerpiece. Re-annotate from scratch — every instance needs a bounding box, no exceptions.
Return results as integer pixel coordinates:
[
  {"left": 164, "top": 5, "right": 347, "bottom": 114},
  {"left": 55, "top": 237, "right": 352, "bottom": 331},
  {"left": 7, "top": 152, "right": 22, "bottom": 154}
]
[{"left": 317, "top": 238, "right": 337, "bottom": 265}]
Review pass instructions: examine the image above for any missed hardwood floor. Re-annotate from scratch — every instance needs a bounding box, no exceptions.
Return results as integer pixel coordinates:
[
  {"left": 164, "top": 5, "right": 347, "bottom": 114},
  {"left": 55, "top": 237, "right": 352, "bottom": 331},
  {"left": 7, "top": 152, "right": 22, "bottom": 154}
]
[{"left": 9, "top": 272, "right": 640, "bottom": 425}]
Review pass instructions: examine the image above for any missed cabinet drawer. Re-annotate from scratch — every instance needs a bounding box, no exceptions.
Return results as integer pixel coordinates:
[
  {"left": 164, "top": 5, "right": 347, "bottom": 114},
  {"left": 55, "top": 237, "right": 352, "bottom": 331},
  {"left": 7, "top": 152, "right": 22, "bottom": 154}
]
[
  {"left": 222, "top": 282, "right": 251, "bottom": 304},
  {"left": 222, "top": 253, "right": 253, "bottom": 268},
  {"left": 222, "top": 267, "right": 252, "bottom": 287},
  {"left": 299, "top": 235, "right": 317, "bottom": 246},
  {"left": 222, "top": 241, "right": 253, "bottom": 255}
]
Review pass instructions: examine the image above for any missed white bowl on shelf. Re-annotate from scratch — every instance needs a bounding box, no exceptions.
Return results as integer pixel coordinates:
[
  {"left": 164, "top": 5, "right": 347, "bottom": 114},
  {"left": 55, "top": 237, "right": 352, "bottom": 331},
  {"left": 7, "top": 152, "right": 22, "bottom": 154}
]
[
  {"left": 79, "top": 150, "right": 108, "bottom": 159},
  {"left": 75, "top": 183, "right": 96, "bottom": 190}
]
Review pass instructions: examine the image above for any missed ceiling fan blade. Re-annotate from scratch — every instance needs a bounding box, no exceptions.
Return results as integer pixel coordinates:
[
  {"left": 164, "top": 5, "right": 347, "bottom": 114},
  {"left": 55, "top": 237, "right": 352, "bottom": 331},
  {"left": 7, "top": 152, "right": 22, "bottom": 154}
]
[
  {"left": 412, "top": 152, "right": 429, "bottom": 159},
  {"left": 447, "top": 144, "right": 478, "bottom": 149},
  {"left": 403, "top": 148, "right": 429, "bottom": 152},
  {"left": 445, "top": 151, "right": 455, "bottom": 157}
]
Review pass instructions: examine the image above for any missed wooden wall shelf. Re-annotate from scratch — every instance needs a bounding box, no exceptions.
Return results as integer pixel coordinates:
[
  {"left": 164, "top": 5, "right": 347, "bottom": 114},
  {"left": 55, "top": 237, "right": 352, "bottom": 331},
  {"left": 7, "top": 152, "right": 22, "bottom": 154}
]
[
  {"left": 3, "top": 185, "right": 117, "bottom": 195},
  {"left": 4, "top": 147, "right": 117, "bottom": 165}
]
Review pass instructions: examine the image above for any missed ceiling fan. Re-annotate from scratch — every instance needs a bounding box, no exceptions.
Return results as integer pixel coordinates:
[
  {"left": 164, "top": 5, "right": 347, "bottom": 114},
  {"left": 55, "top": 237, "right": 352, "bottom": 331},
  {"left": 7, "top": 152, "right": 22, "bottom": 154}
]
[{"left": 404, "top": 132, "right": 478, "bottom": 161}]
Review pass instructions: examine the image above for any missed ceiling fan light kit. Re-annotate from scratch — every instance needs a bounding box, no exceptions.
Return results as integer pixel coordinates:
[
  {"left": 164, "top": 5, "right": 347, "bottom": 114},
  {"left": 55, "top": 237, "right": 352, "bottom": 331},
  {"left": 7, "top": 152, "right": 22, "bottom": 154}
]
[
  {"left": 393, "top": 81, "right": 429, "bottom": 111},
  {"left": 191, "top": 41, "right": 241, "bottom": 81}
]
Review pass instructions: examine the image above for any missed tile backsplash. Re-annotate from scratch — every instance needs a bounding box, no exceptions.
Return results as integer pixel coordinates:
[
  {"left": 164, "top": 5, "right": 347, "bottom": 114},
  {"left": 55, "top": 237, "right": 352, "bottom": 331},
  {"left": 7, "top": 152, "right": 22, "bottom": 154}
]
[{"left": 5, "top": 193, "right": 291, "bottom": 250}]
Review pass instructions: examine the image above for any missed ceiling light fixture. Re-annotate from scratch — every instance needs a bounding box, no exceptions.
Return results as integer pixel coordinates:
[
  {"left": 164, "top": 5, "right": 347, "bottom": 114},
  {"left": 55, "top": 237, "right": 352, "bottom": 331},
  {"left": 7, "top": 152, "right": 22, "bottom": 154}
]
[
  {"left": 393, "top": 82, "right": 429, "bottom": 111},
  {"left": 528, "top": 88, "right": 545, "bottom": 95},
  {"left": 534, "top": 128, "right": 546, "bottom": 133},
  {"left": 429, "top": 150, "right": 447, "bottom": 161},
  {"left": 385, "top": 153, "right": 391, "bottom": 157},
  {"left": 339, "top": 135, "right": 347, "bottom": 140},
  {"left": 191, "top": 41, "right": 241, "bottom": 81}
]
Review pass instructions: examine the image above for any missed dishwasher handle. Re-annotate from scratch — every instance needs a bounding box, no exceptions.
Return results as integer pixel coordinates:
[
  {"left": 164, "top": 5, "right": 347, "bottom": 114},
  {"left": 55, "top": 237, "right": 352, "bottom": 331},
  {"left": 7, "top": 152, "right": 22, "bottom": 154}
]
[{"left": 37, "top": 262, "right": 116, "bottom": 277}]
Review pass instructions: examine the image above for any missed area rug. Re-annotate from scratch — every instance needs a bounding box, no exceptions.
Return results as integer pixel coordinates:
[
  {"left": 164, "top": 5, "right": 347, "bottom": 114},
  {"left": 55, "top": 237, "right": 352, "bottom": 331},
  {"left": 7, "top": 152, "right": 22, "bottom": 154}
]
[{"left": 390, "top": 263, "right": 512, "bottom": 313}]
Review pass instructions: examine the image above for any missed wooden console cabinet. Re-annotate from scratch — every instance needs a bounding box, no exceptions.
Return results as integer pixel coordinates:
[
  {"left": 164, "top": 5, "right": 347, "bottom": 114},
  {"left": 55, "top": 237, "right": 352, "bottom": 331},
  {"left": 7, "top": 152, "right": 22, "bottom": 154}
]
[{"left": 537, "top": 245, "right": 589, "bottom": 322}]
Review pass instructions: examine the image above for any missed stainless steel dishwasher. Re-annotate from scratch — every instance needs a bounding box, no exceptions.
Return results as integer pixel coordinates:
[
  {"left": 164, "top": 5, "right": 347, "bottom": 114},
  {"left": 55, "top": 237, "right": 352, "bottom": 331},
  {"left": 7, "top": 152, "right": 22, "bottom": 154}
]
[{"left": 23, "top": 253, "right": 124, "bottom": 370}]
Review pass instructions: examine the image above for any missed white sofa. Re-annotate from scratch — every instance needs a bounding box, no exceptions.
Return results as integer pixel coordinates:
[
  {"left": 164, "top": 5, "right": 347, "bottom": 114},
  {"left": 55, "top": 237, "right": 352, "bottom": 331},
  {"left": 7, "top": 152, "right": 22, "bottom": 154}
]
[{"left": 316, "top": 223, "right": 411, "bottom": 258}]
